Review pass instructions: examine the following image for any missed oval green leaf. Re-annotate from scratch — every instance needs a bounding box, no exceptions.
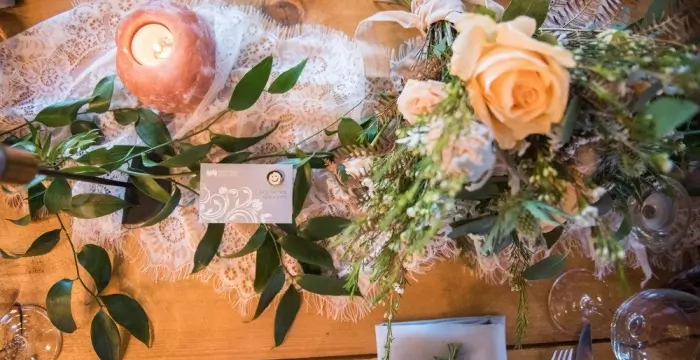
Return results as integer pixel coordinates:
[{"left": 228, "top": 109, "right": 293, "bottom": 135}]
[
  {"left": 222, "top": 225, "right": 268, "bottom": 259},
  {"left": 338, "top": 118, "right": 363, "bottom": 147},
  {"left": 502, "top": 0, "right": 550, "bottom": 28},
  {"left": 60, "top": 166, "right": 110, "bottom": 176},
  {"left": 77, "top": 145, "right": 148, "bottom": 166},
  {"left": 101, "top": 294, "right": 151, "bottom": 347},
  {"left": 254, "top": 237, "right": 281, "bottom": 293},
  {"left": 24, "top": 229, "right": 61, "bottom": 257},
  {"left": 296, "top": 274, "right": 356, "bottom": 296},
  {"left": 44, "top": 179, "right": 72, "bottom": 213},
  {"left": 35, "top": 98, "right": 91, "bottom": 127},
  {"left": 229, "top": 56, "right": 273, "bottom": 111},
  {"left": 191, "top": 223, "right": 226, "bottom": 274},
  {"left": 130, "top": 175, "right": 171, "bottom": 204},
  {"left": 46, "top": 279, "right": 77, "bottom": 333},
  {"left": 448, "top": 215, "right": 496, "bottom": 238},
  {"left": 253, "top": 267, "right": 285, "bottom": 320},
  {"left": 67, "top": 194, "right": 129, "bottom": 219},
  {"left": 643, "top": 97, "right": 700, "bottom": 138},
  {"left": 91, "top": 309, "right": 121, "bottom": 360},
  {"left": 8, "top": 215, "right": 31, "bottom": 226},
  {"left": 292, "top": 160, "right": 311, "bottom": 219},
  {"left": 300, "top": 216, "right": 350, "bottom": 241},
  {"left": 135, "top": 109, "right": 174, "bottom": 155},
  {"left": 158, "top": 143, "right": 212, "bottom": 168},
  {"left": 274, "top": 286, "right": 301, "bottom": 347},
  {"left": 211, "top": 123, "right": 279, "bottom": 153},
  {"left": 113, "top": 109, "right": 140, "bottom": 126},
  {"left": 87, "top": 76, "right": 116, "bottom": 114},
  {"left": 278, "top": 234, "right": 334, "bottom": 270},
  {"left": 220, "top": 152, "right": 252, "bottom": 164},
  {"left": 523, "top": 254, "right": 567, "bottom": 281},
  {"left": 560, "top": 95, "right": 581, "bottom": 144},
  {"left": 70, "top": 120, "right": 99, "bottom": 135},
  {"left": 78, "top": 244, "right": 112, "bottom": 293},
  {"left": 543, "top": 226, "right": 564, "bottom": 249},
  {"left": 28, "top": 182, "right": 46, "bottom": 219},
  {"left": 140, "top": 187, "right": 181, "bottom": 227},
  {"left": 268, "top": 59, "right": 307, "bottom": 94}
]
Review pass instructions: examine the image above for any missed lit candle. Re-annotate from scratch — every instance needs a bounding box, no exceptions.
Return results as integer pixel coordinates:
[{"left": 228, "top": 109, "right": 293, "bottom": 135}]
[
  {"left": 130, "top": 24, "right": 175, "bottom": 66},
  {"left": 116, "top": 3, "right": 216, "bottom": 113}
]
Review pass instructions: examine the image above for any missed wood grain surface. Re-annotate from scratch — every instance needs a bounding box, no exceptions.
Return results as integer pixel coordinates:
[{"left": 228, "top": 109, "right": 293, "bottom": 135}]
[{"left": 0, "top": 0, "right": 662, "bottom": 359}]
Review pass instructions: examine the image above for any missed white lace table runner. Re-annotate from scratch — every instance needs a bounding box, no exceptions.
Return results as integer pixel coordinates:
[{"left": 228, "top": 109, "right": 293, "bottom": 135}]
[{"left": 1, "top": 0, "right": 698, "bottom": 323}]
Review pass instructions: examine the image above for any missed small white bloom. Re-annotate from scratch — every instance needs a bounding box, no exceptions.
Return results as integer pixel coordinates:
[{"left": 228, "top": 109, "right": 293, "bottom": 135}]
[
  {"left": 406, "top": 207, "right": 416, "bottom": 218},
  {"left": 393, "top": 283, "right": 405, "bottom": 295},
  {"left": 589, "top": 187, "right": 607, "bottom": 203}
]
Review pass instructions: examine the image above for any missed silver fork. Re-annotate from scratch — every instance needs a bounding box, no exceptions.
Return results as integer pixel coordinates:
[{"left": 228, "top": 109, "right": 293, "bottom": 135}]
[{"left": 551, "top": 348, "right": 574, "bottom": 360}]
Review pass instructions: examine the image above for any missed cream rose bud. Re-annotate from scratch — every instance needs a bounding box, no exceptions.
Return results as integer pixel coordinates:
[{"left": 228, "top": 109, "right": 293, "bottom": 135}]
[
  {"left": 397, "top": 80, "right": 448, "bottom": 124},
  {"left": 450, "top": 14, "right": 576, "bottom": 149}
]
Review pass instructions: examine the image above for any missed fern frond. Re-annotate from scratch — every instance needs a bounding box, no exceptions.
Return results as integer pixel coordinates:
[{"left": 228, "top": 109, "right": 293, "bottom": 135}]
[
  {"left": 636, "top": 14, "right": 690, "bottom": 41},
  {"left": 545, "top": 0, "right": 603, "bottom": 28}
]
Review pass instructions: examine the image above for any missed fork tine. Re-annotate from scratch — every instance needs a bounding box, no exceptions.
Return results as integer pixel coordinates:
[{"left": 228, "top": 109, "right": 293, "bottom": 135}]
[
  {"left": 550, "top": 350, "right": 559, "bottom": 360},
  {"left": 566, "top": 349, "right": 574, "bottom": 360}
]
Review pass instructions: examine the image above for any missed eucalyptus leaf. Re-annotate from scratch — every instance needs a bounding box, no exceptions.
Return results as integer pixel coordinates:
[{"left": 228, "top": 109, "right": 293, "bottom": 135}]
[
  {"left": 222, "top": 225, "right": 269, "bottom": 258},
  {"left": 254, "top": 236, "right": 280, "bottom": 293},
  {"left": 338, "top": 118, "right": 363, "bottom": 146},
  {"left": 70, "top": 120, "right": 99, "bottom": 135},
  {"left": 135, "top": 109, "right": 174, "bottom": 155},
  {"left": 448, "top": 215, "right": 496, "bottom": 238},
  {"left": 192, "top": 223, "right": 226, "bottom": 274},
  {"left": 560, "top": 95, "right": 580, "bottom": 144},
  {"left": 101, "top": 294, "right": 151, "bottom": 347},
  {"left": 8, "top": 215, "right": 31, "bottom": 226},
  {"left": 44, "top": 179, "right": 72, "bottom": 213},
  {"left": 523, "top": 254, "right": 567, "bottom": 280},
  {"left": 292, "top": 158, "right": 311, "bottom": 219},
  {"left": 299, "top": 216, "right": 350, "bottom": 241},
  {"left": 113, "top": 109, "right": 140, "bottom": 126},
  {"left": 140, "top": 188, "right": 181, "bottom": 227},
  {"left": 67, "top": 194, "right": 129, "bottom": 219},
  {"left": 593, "top": 194, "right": 613, "bottom": 216},
  {"left": 60, "top": 166, "right": 110, "bottom": 176},
  {"left": 91, "top": 310, "right": 121, "bottom": 360},
  {"left": 77, "top": 244, "right": 112, "bottom": 293},
  {"left": 274, "top": 286, "right": 301, "bottom": 347},
  {"left": 268, "top": 59, "right": 307, "bottom": 94},
  {"left": 159, "top": 143, "right": 212, "bottom": 168},
  {"left": 641, "top": 97, "right": 699, "bottom": 138},
  {"left": 296, "top": 274, "right": 356, "bottom": 296},
  {"left": 229, "top": 56, "right": 273, "bottom": 111},
  {"left": 211, "top": 123, "right": 279, "bottom": 153},
  {"left": 35, "top": 98, "right": 92, "bottom": 127},
  {"left": 525, "top": 201, "right": 559, "bottom": 224},
  {"left": 278, "top": 234, "right": 334, "bottom": 269},
  {"left": 252, "top": 267, "right": 285, "bottom": 320},
  {"left": 220, "top": 152, "right": 252, "bottom": 164},
  {"left": 502, "top": 0, "right": 549, "bottom": 28},
  {"left": 543, "top": 226, "right": 564, "bottom": 249},
  {"left": 87, "top": 76, "right": 116, "bottom": 114},
  {"left": 130, "top": 175, "right": 171, "bottom": 204},
  {"left": 46, "top": 279, "right": 77, "bottom": 333}
]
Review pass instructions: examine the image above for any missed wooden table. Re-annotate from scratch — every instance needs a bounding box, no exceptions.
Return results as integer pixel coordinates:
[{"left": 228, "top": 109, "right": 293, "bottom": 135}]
[{"left": 0, "top": 1, "right": 661, "bottom": 359}]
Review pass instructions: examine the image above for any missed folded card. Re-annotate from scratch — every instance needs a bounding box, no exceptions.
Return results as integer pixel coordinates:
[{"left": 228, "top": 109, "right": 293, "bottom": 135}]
[
  {"left": 375, "top": 316, "right": 507, "bottom": 360},
  {"left": 199, "top": 164, "right": 294, "bottom": 224}
]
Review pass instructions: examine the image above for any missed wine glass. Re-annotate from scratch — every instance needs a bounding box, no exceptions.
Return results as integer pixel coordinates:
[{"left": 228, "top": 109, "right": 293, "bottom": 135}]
[
  {"left": 548, "top": 268, "right": 616, "bottom": 336},
  {"left": 0, "top": 288, "right": 62, "bottom": 360},
  {"left": 611, "top": 289, "right": 700, "bottom": 359},
  {"left": 627, "top": 177, "right": 691, "bottom": 253}
]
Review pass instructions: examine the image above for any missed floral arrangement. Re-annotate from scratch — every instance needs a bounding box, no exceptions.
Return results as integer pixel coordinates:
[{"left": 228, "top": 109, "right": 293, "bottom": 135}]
[
  {"left": 2, "top": 0, "right": 700, "bottom": 359},
  {"left": 335, "top": 0, "right": 700, "bottom": 353}
]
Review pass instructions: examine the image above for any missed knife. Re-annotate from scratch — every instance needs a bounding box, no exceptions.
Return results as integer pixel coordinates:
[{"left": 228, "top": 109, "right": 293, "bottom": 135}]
[{"left": 576, "top": 320, "right": 593, "bottom": 360}]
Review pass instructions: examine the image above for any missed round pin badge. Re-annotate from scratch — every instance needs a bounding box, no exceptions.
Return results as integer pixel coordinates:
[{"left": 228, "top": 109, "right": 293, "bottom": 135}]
[{"left": 267, "top": 170, "right": 284, "bottom": 186}]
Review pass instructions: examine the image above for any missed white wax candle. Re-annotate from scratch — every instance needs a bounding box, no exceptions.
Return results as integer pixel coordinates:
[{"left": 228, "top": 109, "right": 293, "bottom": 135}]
[{"left": 131, "top": 24, "right": 175, "bottom": 66}]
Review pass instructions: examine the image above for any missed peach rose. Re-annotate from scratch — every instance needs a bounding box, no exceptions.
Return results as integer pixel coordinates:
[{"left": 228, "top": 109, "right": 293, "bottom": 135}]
[
  {"left": 449, "top": 14, "right": 576, "bottom": 149},
  {"left": 541, "top": 183, "right": 579, "bottom": 233},
  {"left": 397, "top": 80, "right": 447, "bottom": 124}
]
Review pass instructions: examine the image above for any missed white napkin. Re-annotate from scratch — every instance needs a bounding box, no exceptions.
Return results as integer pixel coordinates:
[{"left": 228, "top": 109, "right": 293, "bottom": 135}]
[{"left": 375, "top": 316, "right": 507, "bottom": 360}]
